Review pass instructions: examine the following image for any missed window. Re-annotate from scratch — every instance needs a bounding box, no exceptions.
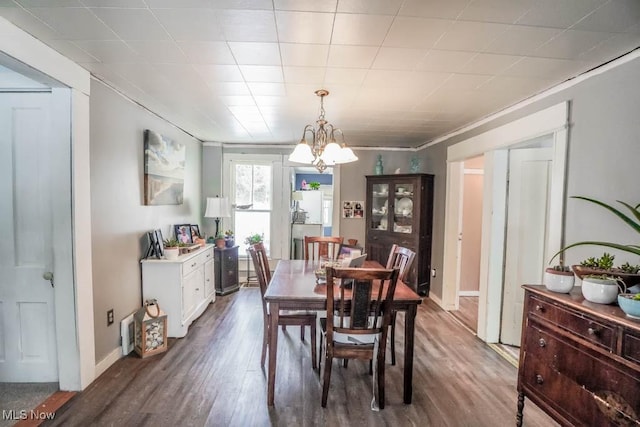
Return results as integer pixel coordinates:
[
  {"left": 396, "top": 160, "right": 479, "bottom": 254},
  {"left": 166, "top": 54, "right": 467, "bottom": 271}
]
[{"left": 224, "top": 154, "right": 285, "bottom": 259}]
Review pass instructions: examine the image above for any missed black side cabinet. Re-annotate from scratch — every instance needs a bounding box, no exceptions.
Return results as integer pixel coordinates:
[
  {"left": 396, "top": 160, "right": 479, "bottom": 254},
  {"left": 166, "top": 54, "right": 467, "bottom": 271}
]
[{"left": 214, "top": 246, "right": 239, "bottom": 295}]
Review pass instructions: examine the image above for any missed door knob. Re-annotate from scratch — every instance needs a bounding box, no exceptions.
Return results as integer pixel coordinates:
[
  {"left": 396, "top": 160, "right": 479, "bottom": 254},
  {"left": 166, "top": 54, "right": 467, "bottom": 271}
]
[{"left": 43, "top": 272, "right": 54, "bottom": 287}]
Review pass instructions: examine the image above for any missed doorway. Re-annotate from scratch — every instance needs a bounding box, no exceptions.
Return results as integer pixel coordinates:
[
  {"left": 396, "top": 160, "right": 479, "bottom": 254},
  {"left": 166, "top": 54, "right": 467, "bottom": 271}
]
[{"left": 442, "top": 103, "right": 569, "bottom": 344}]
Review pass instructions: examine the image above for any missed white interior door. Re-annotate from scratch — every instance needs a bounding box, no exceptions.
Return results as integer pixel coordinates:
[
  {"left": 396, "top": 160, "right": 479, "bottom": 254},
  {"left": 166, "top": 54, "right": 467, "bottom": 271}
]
[
  {"left": 500, "top": 148, "right": 552, "bottom": 346},
  {"left": 0, "top": 92, "right": 58, "bottom": 382}
]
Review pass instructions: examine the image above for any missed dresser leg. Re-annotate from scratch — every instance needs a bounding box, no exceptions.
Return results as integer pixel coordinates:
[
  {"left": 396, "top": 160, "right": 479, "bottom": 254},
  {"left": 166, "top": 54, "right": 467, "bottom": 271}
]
[{"left": 516, "top": 392, "right": 525, "bottom": 427}]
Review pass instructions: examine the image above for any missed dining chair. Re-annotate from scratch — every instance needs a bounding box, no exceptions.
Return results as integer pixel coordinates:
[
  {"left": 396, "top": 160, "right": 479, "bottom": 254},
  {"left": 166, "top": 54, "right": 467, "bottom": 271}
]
[
  {"left": 303, "top": 236, "right": 344, "bottom": 261},
  {"left": 319, "top": 266, "right": 400, "bottom": 409},
  {"left": 248, "top": 242, "right": 317, "bottom": 370},
  {"left": 386, "top": 244, "right": 416, "bottom": 365}
]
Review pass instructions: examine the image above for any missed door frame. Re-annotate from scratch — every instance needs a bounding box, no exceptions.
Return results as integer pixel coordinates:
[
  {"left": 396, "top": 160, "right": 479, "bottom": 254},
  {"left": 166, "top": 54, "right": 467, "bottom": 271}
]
[
  {"left": 442, "top": 102, "right": 569, "bottom": 342},
  {"left": 1, "top": 20, "right": 95, "bottom": 390}
]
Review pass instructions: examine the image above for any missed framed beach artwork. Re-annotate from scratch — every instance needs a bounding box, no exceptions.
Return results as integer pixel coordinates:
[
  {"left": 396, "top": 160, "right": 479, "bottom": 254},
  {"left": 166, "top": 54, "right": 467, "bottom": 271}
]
[{"left": 144, "top": 129, "right": 186, "bottom": 205}]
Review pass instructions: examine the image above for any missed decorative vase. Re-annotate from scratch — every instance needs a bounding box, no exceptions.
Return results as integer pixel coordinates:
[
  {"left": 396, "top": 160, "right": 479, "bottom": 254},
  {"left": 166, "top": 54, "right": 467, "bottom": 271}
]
[
  {"left": 618, "top": 294, "right": 640, "bottom": 319},
  {"left": 375, "top": 154, "right": 383, "bottom": 175},
  {"left": 225, "top": 238, "right": 234, "bottom": 248},
  {"left": 215, "top": 238, "right": 226, "bottom": 249}
]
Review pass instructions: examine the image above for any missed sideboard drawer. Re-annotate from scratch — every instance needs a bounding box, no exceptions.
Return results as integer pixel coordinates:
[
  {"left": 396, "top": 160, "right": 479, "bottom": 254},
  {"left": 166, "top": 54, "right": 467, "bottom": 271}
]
[
  {"left": 528, "top": 295, "right": 616, "bottom": 351},
  {"left": 622, "top": 329, "right": 640, "bottom": 364}
]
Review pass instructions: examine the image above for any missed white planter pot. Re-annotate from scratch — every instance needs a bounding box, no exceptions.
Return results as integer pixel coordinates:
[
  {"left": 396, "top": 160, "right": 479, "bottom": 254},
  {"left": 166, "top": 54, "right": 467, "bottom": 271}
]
[
  {"left": 581, "top": 277, "right": 624, "bottom": 304},
  {"left": 543, "top": 269, "right": 575, "bottom": 293},
  {"left": 164, "top": 247, "right": 179, "bottom": 260}
]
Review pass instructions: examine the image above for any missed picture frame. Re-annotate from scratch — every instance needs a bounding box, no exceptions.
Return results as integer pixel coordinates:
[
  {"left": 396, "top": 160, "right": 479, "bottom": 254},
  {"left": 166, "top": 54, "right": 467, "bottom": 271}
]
[
  {"left": 145, "top": 229, "right": 163, "bottom": 259},
  {"left": 174, "top": 224, "right": 192, "bottom": 244},
  {"left": 143, "top": 129, "right": 186, "bottom": 205},
  {"left": 190, "top": 224, "right": 201, "bottom": 241}
]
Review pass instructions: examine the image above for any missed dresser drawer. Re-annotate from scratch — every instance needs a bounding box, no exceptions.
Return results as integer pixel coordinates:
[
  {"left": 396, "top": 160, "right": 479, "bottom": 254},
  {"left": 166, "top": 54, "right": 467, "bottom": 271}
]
[
  {"left": 523, "top": 323, "right": 640, "bottom": 425},
  {"left": 527, "top": 294, "right": 616, "bottom": 351},
  {"left": 182, "top": 248, "right": 213, "bottom": 276},
  {"left": 622, "top": 329, "right": 640, "bottom": 364}
]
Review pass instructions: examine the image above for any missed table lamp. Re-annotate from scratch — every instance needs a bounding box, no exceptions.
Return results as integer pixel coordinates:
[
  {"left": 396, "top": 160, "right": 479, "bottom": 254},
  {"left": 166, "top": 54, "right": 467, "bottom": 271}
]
[{"left": 204, "top": 196, "right": 231, "bottom": 237}]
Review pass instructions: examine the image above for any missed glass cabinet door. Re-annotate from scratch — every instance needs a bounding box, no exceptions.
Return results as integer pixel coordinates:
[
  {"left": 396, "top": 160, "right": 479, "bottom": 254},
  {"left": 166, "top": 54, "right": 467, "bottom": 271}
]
[
  {"left": 392, "top": 182, "right": 414, "bottom": 233},
  {"left": 370, "top": 183, "right": 389, "bottom": 231}
]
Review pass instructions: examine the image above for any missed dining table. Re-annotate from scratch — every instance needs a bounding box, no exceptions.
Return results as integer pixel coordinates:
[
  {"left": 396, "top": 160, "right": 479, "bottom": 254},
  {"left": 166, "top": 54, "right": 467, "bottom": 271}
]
[{"left": 263, "top": 259, "right": 423, "bottom": 406}]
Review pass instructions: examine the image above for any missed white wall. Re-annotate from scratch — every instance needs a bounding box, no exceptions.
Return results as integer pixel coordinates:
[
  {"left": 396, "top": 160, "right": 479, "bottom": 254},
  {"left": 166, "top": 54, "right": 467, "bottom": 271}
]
[{"left": 90, "top": 79, "right": 203, "bottom": 364}]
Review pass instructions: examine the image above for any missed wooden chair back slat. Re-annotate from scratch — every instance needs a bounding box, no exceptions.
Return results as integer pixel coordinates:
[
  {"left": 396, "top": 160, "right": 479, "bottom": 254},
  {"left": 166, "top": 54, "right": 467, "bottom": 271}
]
[
  {"left": 304, "top": 236, "right": 344, "bottom": 261},
  {"left": 385, "top": 244, "right": 416, "bottom": 282}
]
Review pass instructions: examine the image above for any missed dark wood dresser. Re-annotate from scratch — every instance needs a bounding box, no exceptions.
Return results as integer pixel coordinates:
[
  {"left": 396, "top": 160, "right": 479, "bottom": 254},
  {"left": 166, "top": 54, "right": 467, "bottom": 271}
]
[
  {"left": 517, "top": 285, "right": 640, "bottom": 426},
  {"left": 214, "top": 245, "right": 239, "bottom": 295}
]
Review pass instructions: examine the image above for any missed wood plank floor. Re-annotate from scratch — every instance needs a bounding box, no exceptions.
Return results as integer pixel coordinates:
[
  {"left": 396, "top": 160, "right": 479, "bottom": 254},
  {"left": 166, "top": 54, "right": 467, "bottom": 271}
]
[
  {"left": 43, "top": 289, "right": 556, "bottom": 426},
  {"left": 450, "top": 296, "right": 479, "bottom": 333}
]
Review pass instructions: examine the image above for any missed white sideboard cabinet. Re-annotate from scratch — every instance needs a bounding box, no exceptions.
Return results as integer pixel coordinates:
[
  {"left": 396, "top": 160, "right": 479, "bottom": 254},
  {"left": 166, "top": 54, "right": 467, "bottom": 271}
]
[{"left": 141, "top": 244, "right": 215, "bottom": 338}]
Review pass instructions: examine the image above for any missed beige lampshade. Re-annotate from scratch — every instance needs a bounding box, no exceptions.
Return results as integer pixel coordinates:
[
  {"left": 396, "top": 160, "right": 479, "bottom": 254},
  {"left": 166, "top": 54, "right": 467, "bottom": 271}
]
[{"left": 204, "top": 197, "right": 231, "bottom": 218}]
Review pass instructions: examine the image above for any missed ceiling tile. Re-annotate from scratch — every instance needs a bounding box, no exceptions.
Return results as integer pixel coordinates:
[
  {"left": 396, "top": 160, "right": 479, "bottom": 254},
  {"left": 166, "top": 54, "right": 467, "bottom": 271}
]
[
  {"left": 82, "top": 0, "right": 147, "bottom": 7},
  {"left": 534, "top": 29, "right": 615, "bottom": 59},
  {"left": 332, "top": 13, "right": 394, "bottom": 46},
  {"left": 483, "top": 25, "right": 561, "bottom": 56},
  {"left": 46, "top": 39, "right": 99, "bottom": 63},
  {"left": 15, "top": 0, "right": 81, "bottom": 6},
  {"left": 384, "top": 17, "right": 452, "bottom": 49},
  {"left": 439, "top": 73, "right": 493, "bottom": 90},
  {"left": 218, "top": 9, "right": 277, "bottom": 42},
  {"left": 416, "top": 49, "right": 476, "bottom": 72},
  {"left": 280, "top": 43, "right": 329, "bottom": 67},
  {"left": 193, "top": 64, "right": 244, "bottom": 82},
  {"left": 572, "top": 0, "right": 640, "bottom": 33},
  {"left": 435, "top": 20, "right": 510, "bottom": 51},
  {"left": 502, "top": 56, "right": 593, "bottom": 79},
  {"left": 372, "top": 47, "right": 427, "bottom": 70},
  {"left": 205, "top": 81, "right": 251, "bottom": 95},
  {"left": 239, "top": 65, "right": 283, "bottom": 82},
  {"left": 283, "top": 66, "right": 325, "bottom": 84},
  {"left": 27, "top": 7, "right": 116, "bottom": 40},
  {"left": 152, "top": 8, "right": 224, "bottom": 41},
  {"left": 147, "top": 0, "right": 213, "bottom": 7},
  {"left": 275, "top": 11, "right": 334, "bottom": 44},
  {"left": 399, "top": 0, "right": 470, "bottom": 19},
  {"left": 274, "top": 0, "right": 336, "bottom": 12},
  {"left": 459, "top": 0, "right": 536, "bottom": 24},
  {"left": 516, "top": 0, "right": 606, "bottom": 28},
  {"left": 73, "top": 40, "right": 141, "bottom": 63},
  {"left": 327, "top": 45, "right": 378, "bottom": 68},
  {"left": 324, "top": 67, "right": 367, "bottom": 85},
  {"left": 177, "top": 41, "right": 235, "bottom": 64},
  {"left": 337, "top": 0, "right": 403, "bottom": 15},
  {"left": 212, "top": 0, "right": 274, "bottom": 9},
  {"left": 0, "top": 6, "right": 62, "bottom": 40},
  {"left": 459, "top": 53, "right": 521, "bottom": 75},
  {"left": 578, "top": 32, "right": 640, "bottom": 62},
  {"left": 127, "top": 40, "right": 187, "bottom": 63},
  {"left": 247, "top": 82, "right": 286, "bottom": 96},
  {"left": 228, "top": 42, "right": 281, "bottom": 65},
  {"left": 220, "top": 95, "right": 256, "bottom": 106},
  {"left": 90, "top": 8, "right": 169, "bottom": 41}
]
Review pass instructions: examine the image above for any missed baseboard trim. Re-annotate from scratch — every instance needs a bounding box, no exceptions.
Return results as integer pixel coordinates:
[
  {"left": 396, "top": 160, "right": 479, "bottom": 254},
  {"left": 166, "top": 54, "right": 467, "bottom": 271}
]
[
  {"left": 94, "top": 347, "right": 122, "bottom": 379},
  {"left": 429, "top": 293, "right": 444, "bottom": 309},
  {"left": 459, "top": 291, "right": 480, "bottom": 297}
]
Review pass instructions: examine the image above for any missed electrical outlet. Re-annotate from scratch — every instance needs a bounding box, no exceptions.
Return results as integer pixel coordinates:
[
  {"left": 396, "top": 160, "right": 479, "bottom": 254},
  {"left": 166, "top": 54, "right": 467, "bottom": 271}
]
[
  {"left": 431, "top": 269, "right": 437, "bottom": 278},
  {"left": 107, "top": 309, "right": 114, "bottom": 326}
]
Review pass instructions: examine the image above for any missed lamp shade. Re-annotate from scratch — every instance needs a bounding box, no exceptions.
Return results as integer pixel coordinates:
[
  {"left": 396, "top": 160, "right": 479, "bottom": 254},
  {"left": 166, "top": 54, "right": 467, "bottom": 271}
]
[
  {"left": 204, "top": 197, "right": 231, "bottom": 218},
  {"left": 291, "top": 191, "right": 304, "bottom": 201},
  {"left": 288, "top": 141, "right": 314, "bottom": 163}
]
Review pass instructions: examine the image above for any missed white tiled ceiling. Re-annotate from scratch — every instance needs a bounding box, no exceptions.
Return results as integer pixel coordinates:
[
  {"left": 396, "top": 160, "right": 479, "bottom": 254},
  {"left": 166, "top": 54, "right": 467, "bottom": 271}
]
[{"left": 1, "top": 0, "right": 639, "bottom": 147}]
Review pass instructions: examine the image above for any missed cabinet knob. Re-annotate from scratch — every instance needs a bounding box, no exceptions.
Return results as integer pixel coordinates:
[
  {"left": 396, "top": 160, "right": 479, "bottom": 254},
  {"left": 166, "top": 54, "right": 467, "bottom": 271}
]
[
  {"left": 195, "top": 288, "right": 200, "bottom": 291},
  {"left": 206, "top": 278, "right": 210, "bottom": 282},
  {"left": 535, "top": 305, "right": 545, "bottom": 313},
  {"left": 535, "top": 374, "right": 544, "bottom": 385},
  {"left": 587, "top": 327, "right": 599, "bottom": 336},
  {"left": 191, "top": 262, "right": 197, "bottom": 267},
  {"left": 538, "top": 338, "right": 546, "bottom": 347}
]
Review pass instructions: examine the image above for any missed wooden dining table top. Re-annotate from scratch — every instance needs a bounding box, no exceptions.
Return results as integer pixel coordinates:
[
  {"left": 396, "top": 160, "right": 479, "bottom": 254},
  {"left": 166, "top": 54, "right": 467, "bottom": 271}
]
[{"left": 265, "top": 259, "right": 423, "bottom": 305}]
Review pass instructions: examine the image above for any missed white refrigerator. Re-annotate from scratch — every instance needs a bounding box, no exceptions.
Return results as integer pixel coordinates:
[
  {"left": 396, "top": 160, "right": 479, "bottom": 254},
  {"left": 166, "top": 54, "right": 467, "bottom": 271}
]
[{"left": 295, "top": 190, "right": 323, "bottom": 224}]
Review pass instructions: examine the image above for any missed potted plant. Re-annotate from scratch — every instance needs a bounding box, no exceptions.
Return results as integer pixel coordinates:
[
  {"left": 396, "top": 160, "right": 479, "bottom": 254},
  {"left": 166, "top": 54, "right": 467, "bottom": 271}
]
[
  {"left": 581, "top": 273, "right": 626, "bottom": 304},
  {"left": 163, "top": 238, "right": 180, "bottom": 260},
  {"left": 551, "top": 196, "right": 640, "bottom": 290},
  {"left": 543, "top": 263, "right": 575, "bottom": 293},
  {"left": 244, "top": 233, "right": 263, "bottom": 246},
  {"left": 214, "top": 233, "right": 226, "bottom": 249},
  {"left": 618, "top": 292, "right": 640, "bottom": 318},
  {"left": 308, "top": 181, "right": 320, "bottom": 190},
  {"left": 224, "top": 229, "right": 235, "bottom": 248}
]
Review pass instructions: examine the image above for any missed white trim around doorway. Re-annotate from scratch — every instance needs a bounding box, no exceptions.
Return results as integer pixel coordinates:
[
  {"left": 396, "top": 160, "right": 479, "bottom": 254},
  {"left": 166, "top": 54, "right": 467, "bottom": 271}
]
[{"left": 442, "top": 102, "right": 569, "bottom": 343}]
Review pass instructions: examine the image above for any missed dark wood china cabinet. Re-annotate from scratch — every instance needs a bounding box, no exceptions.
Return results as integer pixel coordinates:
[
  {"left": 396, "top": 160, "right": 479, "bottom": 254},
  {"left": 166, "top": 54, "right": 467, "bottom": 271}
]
[{"left": 365, "top": 174, "right": 434, "bottom": 295}]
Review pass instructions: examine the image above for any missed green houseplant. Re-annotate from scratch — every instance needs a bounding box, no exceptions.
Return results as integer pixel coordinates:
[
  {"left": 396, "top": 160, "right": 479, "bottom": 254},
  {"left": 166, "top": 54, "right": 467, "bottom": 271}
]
[
  {"left": 163, "top": 238, "right": 180, "bottom": 260},
  {"left": 551, "top": 196, "right": 640, "bottom": 289},
  {"left": 244, "top": 233, "right": 263, "bottom": 246},
  {"left": 224, "top": 229, "right": 235, "bottom": 248},
  {"left": 214, "top": 233, "right": 226, "bottom": 249}
]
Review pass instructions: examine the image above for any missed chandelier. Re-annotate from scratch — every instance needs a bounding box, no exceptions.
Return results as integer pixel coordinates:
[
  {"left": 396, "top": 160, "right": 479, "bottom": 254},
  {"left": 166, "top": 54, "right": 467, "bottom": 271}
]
[{"left": 288, "top": 89, "right": 358, "bottom": 173}]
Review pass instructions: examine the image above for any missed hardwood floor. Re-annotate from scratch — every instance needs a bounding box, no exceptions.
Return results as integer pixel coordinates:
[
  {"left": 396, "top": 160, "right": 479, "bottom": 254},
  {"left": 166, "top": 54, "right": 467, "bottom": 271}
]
[
  {"left": 43, "top": 289, "right": 556, "bottom": 426},
  {"left": 450, "top": 296, "right": 479, "bottom": 333}
]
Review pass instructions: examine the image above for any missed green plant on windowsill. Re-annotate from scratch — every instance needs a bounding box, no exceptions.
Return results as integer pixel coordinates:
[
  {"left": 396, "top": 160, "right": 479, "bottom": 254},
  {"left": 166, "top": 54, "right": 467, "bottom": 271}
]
[
  {"left": 244, "top": 233, "right": 263, "bottom": 246},
  {"left": 308, "top": 181, "right": 320, "bottom": 190}
]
